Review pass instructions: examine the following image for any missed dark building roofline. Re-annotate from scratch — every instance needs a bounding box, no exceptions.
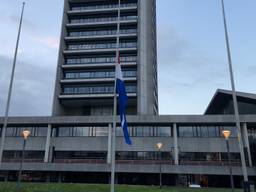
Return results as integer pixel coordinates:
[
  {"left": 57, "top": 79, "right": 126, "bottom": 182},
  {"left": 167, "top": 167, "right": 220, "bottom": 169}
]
[{"left": 204, "top": 89, "right": 256, "bottom": 115}]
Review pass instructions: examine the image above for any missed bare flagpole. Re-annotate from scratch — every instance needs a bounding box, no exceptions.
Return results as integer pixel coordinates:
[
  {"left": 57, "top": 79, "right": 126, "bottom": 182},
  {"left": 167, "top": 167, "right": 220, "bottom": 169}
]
[
  {"left": 110, "top": 0, "right": 121, "bottom": 192},
  {"left": 220, "top": 0, "right": 249, "bottom": 187},
  {"left": 0, "top": 2, "right": 26, "bottom": 164}
]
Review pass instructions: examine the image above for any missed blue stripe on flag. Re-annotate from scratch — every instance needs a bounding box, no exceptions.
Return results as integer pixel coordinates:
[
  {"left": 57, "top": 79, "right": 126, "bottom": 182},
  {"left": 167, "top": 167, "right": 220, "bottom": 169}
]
[{"left": 116, "top": 78, "right": 132, "bottom": 145}]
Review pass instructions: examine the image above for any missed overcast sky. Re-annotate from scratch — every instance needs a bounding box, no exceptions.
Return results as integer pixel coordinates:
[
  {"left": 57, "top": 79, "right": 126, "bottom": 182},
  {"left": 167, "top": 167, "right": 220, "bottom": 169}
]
[{"left": 0, "top": 0, "right": 255, "bottom": 116}]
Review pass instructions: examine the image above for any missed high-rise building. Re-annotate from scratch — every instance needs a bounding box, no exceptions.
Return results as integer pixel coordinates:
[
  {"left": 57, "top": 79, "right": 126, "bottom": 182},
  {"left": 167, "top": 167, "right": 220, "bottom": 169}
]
[{"left": 52, "top": 0, "right": 158, "bottom": 116}]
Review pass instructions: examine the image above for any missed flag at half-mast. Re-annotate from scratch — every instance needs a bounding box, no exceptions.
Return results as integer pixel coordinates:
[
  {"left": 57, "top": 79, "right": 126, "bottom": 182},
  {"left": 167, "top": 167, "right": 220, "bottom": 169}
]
[{"left": 115, "top": 52, "right": 132, "bottom": 145}]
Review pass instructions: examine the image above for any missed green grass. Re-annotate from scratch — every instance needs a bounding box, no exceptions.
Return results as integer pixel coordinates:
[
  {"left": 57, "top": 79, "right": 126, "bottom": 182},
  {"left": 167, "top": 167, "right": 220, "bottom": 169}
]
[{"left": 0, "top": 183, "right": 243, "bottom": 192}]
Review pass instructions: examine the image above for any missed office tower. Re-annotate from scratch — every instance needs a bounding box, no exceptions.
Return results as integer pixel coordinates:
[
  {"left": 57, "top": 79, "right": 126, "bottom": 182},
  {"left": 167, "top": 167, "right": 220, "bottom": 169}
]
[{"left": 52, "top": 0, "right": 158, "bottom": 116}]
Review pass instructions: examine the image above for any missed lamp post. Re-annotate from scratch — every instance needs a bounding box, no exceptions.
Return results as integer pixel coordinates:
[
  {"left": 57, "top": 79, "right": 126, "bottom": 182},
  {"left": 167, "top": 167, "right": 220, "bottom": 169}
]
[
  {"left": 222, "top": 130, "right": 234, "bottom": 192},
  {"left": 16, "top": 130, "right": 30, "bottom": 192},
  {"left": 156, "top": 142, "right": 163, "bottom": 189}
]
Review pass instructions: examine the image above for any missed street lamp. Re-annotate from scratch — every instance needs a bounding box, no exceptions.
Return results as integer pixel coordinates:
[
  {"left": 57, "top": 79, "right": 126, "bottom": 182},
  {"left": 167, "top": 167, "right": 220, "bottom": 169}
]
[
  {"left": 222, "top": 130, "right": 234, "bottom": 192},
  {"left": 156, "top": 142, "right": 163, "bottom": 189},
  {"left": 16, "top": 129, "right": 31, "bottom": 192}
]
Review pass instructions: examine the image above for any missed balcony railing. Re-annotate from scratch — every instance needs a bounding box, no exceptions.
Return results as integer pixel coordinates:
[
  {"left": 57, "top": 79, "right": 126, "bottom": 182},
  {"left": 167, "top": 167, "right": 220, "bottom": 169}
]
[
  {"left": 179, "top": 160, "right": 241, "bottom": 166},
  {"left": 2, "top": 159, "right": 44, "bottom": 163},
  {"left": 70, "top": 16, "right": 137, "bottom": 24},
  {"left": 62, "top": 85, "right": 137, "bottom": 95},
  {"left": 53, "top": 159, "right": 174, "bottom": 164},
  {"left": 64, "top": 70, "right": 137, "bottom": 79},
  {"left": 71, "top": 3, "right": 137, "bottom": 11},
  {"left": 65, "top": 56, "right": 137, "bottom": 65},
  {"left": 69, "top": 29, "right": 137, "bottom": 38},
  {"left": 67, "top": 42, "right": 137, "bottom": 51}
]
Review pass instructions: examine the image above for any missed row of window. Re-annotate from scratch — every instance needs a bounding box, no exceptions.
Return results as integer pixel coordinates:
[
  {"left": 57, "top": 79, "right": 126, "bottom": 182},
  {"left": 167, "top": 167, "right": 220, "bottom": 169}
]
[
  {"left": 0, "top": 126, "right": 245, "bottom": 138},
  {"left": 1, "top": 150, "right": 242, "bottom": 163},
  {"left": 71, "top": 2, "right": 137, "bottom": 11},
  {"left": 62, "top": 85, "right": 137, "bottom": 95},
  {"left": 3, "top": 151, "right": 44, "bottom": 161},
  {"left": 2, "top": 151, "right": 242, "bottom": 164},
  {"left": 70, "top": 15, "right": 137, "bottom": 24},
  {"left": 53, "top": 126, "right": 171, "bottom": 137},
  {"left": 67, "top": 42, "right": 137, "bottom": 50},
  {"left": 66, "top": 56, "right": 137, "bottom": 65},
  {"left": 69, "top": 28, "right": 137, "bottom": 37},
  {"left": 178, "top": 126, "right": 237, "bottom": 138},
  {"left": 5, "top": 127, "right": 48, "bottom": 137},
  {"left": 64, "top": 70, "right": 137, "bottom": 79},
  {"left": 179, "top": 152, "right": 241, "bottom": 163},
  {"left": 54, "top": 151, "right": 171, "bottom": 160}
]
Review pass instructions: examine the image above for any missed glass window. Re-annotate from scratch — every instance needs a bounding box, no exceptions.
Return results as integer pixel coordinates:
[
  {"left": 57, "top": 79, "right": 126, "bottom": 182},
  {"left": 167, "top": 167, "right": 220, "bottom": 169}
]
[
  {"left": 200, "top": 126, "right": 208, "bottom": 138},
  {"left": 6, "top": 127, "right": 17, "bottom": 137},
  {"left": 178, "top": 126, "right": 193, "bottom": 137},
  {"left": 135, "top": 127, "right": 143, "bottom": 137},
  {"left": 95, "top": 127, "right": 108, "bottom": 136},
  {"left": 156, "top": 126, "right": 171, "bottom": 137},
  {"left": 58, "top": 127, "right": 71, "bottom": 137},
  {"left": 221, "top": 126, "right": 237, "bottom": 138},
  {"left": 143, "top": 127, "right": 153, "bottom": 137},
  {"left": 5, "top": 127, "right": 47, "bottom": 137}
]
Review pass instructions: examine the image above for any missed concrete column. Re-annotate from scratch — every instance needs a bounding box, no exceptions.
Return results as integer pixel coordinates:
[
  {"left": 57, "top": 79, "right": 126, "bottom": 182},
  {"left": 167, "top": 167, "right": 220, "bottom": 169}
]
[
  {"left": 107, "top": 123, "right": 112, "bottom": 164},
  {"left": 242, "top": 123, "right": 252, "bottom": 167},
  {"left": 173, "top": 123, "right": 179, "bottom": 165},
  {"left": 44, "top": 124, "right": 52, "bottom": 163}
]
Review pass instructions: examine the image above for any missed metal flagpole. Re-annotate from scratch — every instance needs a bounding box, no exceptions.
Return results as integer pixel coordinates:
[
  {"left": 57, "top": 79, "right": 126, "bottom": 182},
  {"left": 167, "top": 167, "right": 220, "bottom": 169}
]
[
  {"left": 111, "top": 0, "right": 121, "bottom": 192},
  {"left": 220, "top": 0, "right": 249, "bottom": 188},
  {"left": 0, "top": 2, "right": 26, "bottom": 164}
]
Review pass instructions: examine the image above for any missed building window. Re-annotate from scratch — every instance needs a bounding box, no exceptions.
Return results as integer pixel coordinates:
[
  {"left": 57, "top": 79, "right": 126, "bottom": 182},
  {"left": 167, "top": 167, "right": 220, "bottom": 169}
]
[
  {"left": 2, "top": 151, "right": 44, "bottom": 162},
  {"left": 179, "top": 152, "right": 241, "bottom": 165},
  {"left": 71, "top": 2, "right": 137, "bottom": 11},
  {"left": 54, "top": 126, "right": 109, "bottom": 137},
  {"left": 62, "top": 85, "right": 137, "bottom": 95},
  {"left": 64, "top": 70, "right": 137, "bottom": 79},
  {"left": 5, "top": 127, "right": 48, "bottom": 137},
  {"left": 54, "top": 151, "right": 107, "bottom": 161},
  {"left": 70, "top": 15, "right": 137, "bottom": 24},
  {"left": 69, "top": 28, "right": 137, "bottom": 37},
  {"left": 66, "top": 56, "right": 137, "bottom": 65},
  {"left": 117, "top": 151, "right": 172, "bottom": 161},
  {"left": 178, "top": 125, "right": 237, "bottom": 138},
  {"left": 67, "top": 41, "right": 137, "bottom": 50},
  {"left": 54, "top": 126, "right": 172, "bottom": 137},
  {"left": 53, "top": 151, "right": 172, "bottom": 162}
]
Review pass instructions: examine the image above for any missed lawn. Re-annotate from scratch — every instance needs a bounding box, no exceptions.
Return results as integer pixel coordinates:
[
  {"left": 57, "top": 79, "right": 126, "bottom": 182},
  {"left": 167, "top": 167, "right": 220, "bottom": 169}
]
[{"left": 0, "top": 183, "right": 243, "bottom": 192}]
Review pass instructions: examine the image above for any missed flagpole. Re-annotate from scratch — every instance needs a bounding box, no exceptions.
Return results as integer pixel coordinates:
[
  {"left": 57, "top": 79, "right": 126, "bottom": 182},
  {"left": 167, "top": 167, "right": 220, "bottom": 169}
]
[
  {"left": 0, "top": 2, "right": 25, "bottom": 164},
  {"left": 220, "top": 0, "right": 249, "bottom": 187},
  {"left": 111, "top": 0, "right": 121, "bottom": 191}
]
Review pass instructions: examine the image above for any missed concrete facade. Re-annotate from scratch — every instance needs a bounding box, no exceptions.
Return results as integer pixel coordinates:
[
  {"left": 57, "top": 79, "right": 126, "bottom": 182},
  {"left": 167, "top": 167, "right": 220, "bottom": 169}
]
[{"left": 0, "top": 115, "right": 255, "bottom": 180}]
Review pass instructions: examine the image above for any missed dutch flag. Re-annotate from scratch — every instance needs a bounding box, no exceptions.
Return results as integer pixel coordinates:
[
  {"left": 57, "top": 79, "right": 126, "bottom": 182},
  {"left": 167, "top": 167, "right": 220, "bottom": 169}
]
[{"left": 115, "top": 53, "right": 132, "bottom": 145}]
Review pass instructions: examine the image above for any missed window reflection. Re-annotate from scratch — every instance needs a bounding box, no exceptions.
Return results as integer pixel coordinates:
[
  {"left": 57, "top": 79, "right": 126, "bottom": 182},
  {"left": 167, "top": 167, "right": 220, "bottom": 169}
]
[
  {"left": 64, "top": 70, "right": 137, "bottom": 79},
  {"left": 63, "top": 85, "right": 137, "bottom": 95},
  {"left": 67, "top": 42, "right": 137, "bottom": 50},
  {"left": 71, "top": 2, "right": 137, "bottom": 11},
  {"left": 70, "top": 15, "right": 138, "bottom": 24},
  {"left": 66, "top": 55, "right": 137, "bottom": 65},
  {"left": 178, "top": 125, "right": 237, "bottom": 138},
  {"left": 69, "top": 28, "right": 137, "bottom": 37},
  {"left": 5, "top": 127, "right": 47, "bottom": 137},
  {"left": 54, "top": 126, "right": 172, "bottom": 137}
]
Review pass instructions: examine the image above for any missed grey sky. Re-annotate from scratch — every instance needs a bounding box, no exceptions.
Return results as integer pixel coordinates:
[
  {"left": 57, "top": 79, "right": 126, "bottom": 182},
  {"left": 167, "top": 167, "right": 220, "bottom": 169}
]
[{"left": 0, "top": 0, "right": 255, "bottom": 116}]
